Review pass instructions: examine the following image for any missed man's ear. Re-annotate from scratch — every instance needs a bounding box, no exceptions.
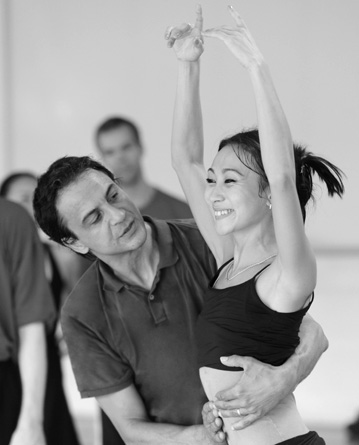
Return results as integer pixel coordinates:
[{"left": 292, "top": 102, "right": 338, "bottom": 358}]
[{"left": 63, "top": 237, "right": 89, "bottom": 255}]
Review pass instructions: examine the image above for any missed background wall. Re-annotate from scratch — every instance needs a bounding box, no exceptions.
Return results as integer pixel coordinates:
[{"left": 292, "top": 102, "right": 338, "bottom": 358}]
[{"left": 1, "top": 0, "right": 358, "bottom": 432}]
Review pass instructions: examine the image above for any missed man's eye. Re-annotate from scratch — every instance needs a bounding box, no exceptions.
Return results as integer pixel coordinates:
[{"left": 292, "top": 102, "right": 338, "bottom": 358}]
[
  {"left": 91, "top": 213, "right": 102, "bottom": 224},
  {"left": 206, "top": 178, "right": 215, "bottom": 184},
  {"left": 225, "top": 179, "right": 236, "bottom": 183},
  {"left": 109, "top": 191, "right": 119, "bottom": 202}
]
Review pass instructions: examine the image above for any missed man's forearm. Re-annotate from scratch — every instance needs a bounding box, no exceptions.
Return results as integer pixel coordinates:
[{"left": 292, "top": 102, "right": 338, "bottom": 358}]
[
  {"left": 97, "top": 388, "right": 218, "bottom": 445},
  {"left": 106, "top": 418, "right": 214, "bottom": 445},
  {"left": 284, "top": 313, "right": 328, "bottom": 390}
]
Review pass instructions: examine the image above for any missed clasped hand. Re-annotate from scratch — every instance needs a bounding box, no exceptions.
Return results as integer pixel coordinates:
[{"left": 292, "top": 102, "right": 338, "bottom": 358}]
[
  {"left": 165, "top": 4, "right": 264, "bottom": 70},
  {"left": 164, "top": 5, "right": 204, "bottom": 61}
]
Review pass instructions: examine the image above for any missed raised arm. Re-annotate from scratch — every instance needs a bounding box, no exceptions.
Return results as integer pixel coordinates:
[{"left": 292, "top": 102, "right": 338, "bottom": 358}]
[
  {"left": 97, "top": 384, "right": 225, "bottom": 445},
  {"left": 203, "top": 6, "right": 316, "bottom": 309},
  {"left": 166, "top": 6, "right": 233, "bottom": 264}
]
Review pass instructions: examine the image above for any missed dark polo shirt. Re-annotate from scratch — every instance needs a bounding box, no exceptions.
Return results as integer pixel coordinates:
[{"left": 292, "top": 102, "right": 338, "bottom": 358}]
[
  {"left": 61, "top": 217, "right": 216, "bottom": 426},
  {"left": 141, "top": 189, "right": 192, "bottom": 220}
]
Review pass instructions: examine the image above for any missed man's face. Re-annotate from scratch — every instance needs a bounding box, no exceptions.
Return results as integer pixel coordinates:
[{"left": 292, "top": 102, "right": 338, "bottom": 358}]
[
  {"left": 97, "top": 126, "right": 142, "bottom": 186},
  {"left": 56, "top": 170, "right": 147, "bottom": 261}
]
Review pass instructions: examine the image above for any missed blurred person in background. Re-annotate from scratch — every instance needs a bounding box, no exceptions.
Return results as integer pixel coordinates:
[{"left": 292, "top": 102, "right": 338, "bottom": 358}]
[
  {"left": 0, "top": 172, "right": 83, "bottom": 445},
  {"left": 95, "top": 116, "right": 192, "bottom": 220},
  {"left": 0, "top": 198, "right": 55, "bottom": 445},
  {"left": 0, "top": 172, "right": 91, "bottom": 292}
]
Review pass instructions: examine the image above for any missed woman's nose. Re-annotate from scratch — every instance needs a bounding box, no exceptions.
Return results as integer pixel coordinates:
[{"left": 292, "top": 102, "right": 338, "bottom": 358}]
[{"left": 209, "top": 185, "right": 224, "bottom": 203}]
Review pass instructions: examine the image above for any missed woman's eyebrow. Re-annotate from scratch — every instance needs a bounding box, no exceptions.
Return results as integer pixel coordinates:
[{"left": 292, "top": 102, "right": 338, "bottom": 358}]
[
  {"left": 207, "top": 167, "right": 242, "bottom": 175},
  {"left": 223, "top": 168, "right": 242, "bottom": 175}
]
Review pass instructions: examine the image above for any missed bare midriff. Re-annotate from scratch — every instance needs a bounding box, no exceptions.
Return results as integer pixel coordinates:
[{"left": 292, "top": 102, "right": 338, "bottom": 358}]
[{"left": 200, "top": 366, "right": 308, "bottom": 445}]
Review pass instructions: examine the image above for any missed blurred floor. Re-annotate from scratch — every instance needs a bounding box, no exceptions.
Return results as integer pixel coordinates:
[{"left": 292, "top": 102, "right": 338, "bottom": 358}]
[
  {"left": 295, "top": 252, "right": 359, "bottom": 425},
  {"left": 314, "top": 425, "right": 359, "bottom": 445},
  {"left": 73, "top": 417, "right": 359, "bottom": 445}
]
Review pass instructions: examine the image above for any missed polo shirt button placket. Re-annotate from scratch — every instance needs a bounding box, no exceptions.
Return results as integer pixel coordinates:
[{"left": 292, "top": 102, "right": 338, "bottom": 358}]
[{"left": 148, "top": 293, "right": 166, "bottom": 324}]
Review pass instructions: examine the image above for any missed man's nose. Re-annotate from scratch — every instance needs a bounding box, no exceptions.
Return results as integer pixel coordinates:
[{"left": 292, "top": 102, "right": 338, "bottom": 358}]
[{"left": 107, "top": 205, "right": 126, "bottom": 225}]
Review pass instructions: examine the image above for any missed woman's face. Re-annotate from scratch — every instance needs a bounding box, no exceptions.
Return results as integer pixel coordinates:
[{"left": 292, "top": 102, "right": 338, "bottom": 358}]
[
  {"left": 5, "top": 176, "right": 37, "bottom": 217},
  {"left": 204, "top": 145, "right": 269, "bottom": 236}
]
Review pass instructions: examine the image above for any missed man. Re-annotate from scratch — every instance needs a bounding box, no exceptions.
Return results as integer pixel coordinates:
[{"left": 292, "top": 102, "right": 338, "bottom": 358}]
[
  {"left": 95, "top": 117, "right": 193, "bottom": 444},
  {"left": 0, "top": 198, "right": 55, "bottom": 445},
  {"left": 33, "top": 156, "right": 327, "bottom": 445},
  {"left": 95, "top": 116, "right": 192, "bottom": 219}
]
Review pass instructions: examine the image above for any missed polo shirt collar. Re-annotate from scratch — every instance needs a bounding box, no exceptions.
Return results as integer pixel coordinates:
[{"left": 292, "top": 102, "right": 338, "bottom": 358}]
[{"left": 99, "top": 216, "right": 178, "bottom": 292}]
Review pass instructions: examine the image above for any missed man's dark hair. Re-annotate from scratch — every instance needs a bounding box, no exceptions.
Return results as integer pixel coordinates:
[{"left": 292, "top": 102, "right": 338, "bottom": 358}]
[
  {"left": 95, "top": 116, "right": 141, "bottom": 149},
  {"left": 33, "top": 156, "right": 115, "bottom": 248}
]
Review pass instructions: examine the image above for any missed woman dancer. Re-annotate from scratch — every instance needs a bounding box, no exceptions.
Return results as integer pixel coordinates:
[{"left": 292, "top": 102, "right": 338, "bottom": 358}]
[{"left": 166, "top": 5, "right": 344, "bottom": 445}]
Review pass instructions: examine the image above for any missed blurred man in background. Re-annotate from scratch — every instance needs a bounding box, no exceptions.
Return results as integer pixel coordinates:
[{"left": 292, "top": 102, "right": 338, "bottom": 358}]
[{"left": 95, "top": 116, "right": 192, "bottom": 220}]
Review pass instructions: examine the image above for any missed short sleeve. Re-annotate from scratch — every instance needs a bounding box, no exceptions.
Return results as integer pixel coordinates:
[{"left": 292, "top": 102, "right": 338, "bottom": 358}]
[{"left": 60, "top": 267, "right": 134, "bottom": 398}]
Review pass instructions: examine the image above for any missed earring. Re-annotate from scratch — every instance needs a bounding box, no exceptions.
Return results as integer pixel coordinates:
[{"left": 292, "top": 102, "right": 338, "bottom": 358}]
[{"left": 266, "top": 194, "right": 272, "bottom": 210}]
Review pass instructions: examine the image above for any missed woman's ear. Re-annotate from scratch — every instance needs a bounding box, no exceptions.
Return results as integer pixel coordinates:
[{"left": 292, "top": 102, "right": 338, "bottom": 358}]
[
  {"left": 265, "top": 187, "right": 272, "bottom": 210},
  {"left": 62, "top": 237, "right": 89, "bottom": 255}
]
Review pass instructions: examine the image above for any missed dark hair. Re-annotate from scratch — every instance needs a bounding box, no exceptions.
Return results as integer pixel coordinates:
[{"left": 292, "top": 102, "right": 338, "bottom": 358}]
[
  {"left": 95, "top": 116, "right": 142, "bottom": 149},
  {"left": 0, "top": 171, "right": 37, "bottom": 197},
  {"left": 218, "top": 128, "right": 345, "bottom": 221},
  {"left": 33, "top": 156, "right": 115, "bottom": 250}
]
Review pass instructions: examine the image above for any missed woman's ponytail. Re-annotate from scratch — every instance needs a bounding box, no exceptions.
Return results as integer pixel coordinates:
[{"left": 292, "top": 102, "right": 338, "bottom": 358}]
[{"left": 295, "top": 144, "right": 345, "bottom": 221}]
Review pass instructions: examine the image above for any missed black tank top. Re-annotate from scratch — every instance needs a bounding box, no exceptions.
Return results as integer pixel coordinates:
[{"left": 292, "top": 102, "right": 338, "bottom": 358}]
[{"left": 196, "top": 262, "right": 312, "bottom": 371}]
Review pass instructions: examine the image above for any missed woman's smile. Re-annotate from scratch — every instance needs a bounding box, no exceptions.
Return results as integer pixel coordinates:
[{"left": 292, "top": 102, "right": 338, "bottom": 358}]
[{"left": 214, "top": 209, "right": 234, "bottom": 220}]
